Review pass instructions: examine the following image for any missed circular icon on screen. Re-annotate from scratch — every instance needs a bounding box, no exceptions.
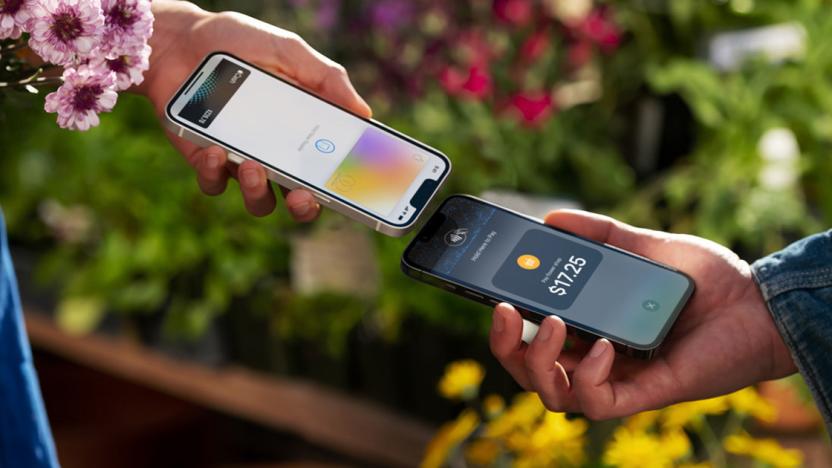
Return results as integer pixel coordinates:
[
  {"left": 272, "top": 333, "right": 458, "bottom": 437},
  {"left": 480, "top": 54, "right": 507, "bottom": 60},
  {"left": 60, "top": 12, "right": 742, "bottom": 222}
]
[
  {"left": 331, "top": 174, "right": 356, "bottom": 192},
  {"left": 444, "top": 228, "right": 469, "bottom": 247},
  {"left": 517, "top": 254, "right": 541, "bottom": 270},
  {"left": 314, "top": 139, "right": 335, "bottom": 153}
]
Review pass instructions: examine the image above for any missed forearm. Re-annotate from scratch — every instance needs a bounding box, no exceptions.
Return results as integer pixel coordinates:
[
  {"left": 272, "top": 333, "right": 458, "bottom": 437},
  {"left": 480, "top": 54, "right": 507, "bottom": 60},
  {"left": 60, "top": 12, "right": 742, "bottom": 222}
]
[{"left": 751, "top": 229, "right": 832, "bottom": 431}]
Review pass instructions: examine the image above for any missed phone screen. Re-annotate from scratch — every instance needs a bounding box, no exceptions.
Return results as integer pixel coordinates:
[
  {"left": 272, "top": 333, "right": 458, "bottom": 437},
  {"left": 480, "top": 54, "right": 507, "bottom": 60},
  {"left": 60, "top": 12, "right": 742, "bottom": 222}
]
[
  {"left": 167, "top": 54, "right": 449, "bottom": 226},
  {"left": 404, "top": 196, "right": 694, "bottom": 348}
]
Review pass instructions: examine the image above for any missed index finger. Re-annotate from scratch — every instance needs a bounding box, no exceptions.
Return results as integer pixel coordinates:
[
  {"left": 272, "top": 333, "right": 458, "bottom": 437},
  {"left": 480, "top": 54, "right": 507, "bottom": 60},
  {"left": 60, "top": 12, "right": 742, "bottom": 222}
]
[
  {"left": 215, "top": 13, "right": 371, "bottom": 118},
  {"left": 277, "top": 40, "right": 372, "bottom": 119},
  {"left": 543, "top": 209, "right": 664, "bottom": 258}
]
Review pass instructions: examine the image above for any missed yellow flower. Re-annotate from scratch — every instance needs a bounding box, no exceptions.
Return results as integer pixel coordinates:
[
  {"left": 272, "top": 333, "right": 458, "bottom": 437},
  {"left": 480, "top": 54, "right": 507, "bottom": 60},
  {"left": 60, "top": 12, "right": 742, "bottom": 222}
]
[
  {"left": 624, "top": 410, "right": 661, "bottom": 431},
  {"left": 678, "top": 463, "right": 714, "bottom": 468},
  {"left": 661, "top": 428, "right": 691, "bottom": 460},
  {"left": 660, "top": 396, "right": 729, "bottom": 429},
  {"left": 603, "top": 426, "right": 691, "bottom": 468},
  {"left": 724, "top": 432, "right": 803, "bottom": 468},
  {"left": 421, "top": 409, "right": 480, "bottom": 468},
  {"left": 483, "top": 394, "right": 505, "bottom": 418},
  {"left": 511, "top": 412, "right": 588, "bottom": 467},
  {"left": 438, "top": 360, "right": 485, "bottom": 400},
  {"left": 464, "top": 438, "right": 500, "bottom": 466},
  {"left": 727, "top": 387, "right": 777, "bottom": 423},
  {"left": 484, "top": 392, "right": 546, "bottom": 439}
]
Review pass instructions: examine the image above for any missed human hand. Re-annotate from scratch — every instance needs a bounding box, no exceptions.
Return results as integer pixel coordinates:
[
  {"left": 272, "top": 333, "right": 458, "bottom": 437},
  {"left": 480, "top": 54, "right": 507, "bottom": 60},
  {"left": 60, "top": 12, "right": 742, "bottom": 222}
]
[
  {"left": 489, "top": 209, "right": 797, "bottom": 419},
  {"left": 135, "top": 1, "right": 371, "bottom": 219}
]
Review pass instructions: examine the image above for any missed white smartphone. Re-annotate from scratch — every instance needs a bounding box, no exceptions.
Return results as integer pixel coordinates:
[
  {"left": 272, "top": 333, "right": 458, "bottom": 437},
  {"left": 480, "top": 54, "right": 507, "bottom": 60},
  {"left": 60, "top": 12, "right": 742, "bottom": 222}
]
[{"left": 164, "top": 52, "right": 451, "bottom": 236}]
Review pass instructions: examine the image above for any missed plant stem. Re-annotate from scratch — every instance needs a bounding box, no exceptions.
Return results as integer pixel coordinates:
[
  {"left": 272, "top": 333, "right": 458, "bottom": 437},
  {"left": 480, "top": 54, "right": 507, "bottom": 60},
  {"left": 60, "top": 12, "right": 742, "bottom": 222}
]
[
  {"left": 0, "top": 76, "right": 64, "bottom": 89},
  {"left": 697, "top": 419, "right": 727, "bottom": 468},
  {"left": 721, "top": 412, "right": 744, "bottom": 440}
]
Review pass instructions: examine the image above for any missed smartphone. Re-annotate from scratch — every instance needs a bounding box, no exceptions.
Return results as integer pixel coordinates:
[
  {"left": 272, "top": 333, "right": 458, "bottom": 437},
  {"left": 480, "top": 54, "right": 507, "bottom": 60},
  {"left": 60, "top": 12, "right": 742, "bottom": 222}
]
[
  {"left": 165, "top": 52, "right": 451, "bottom": 236},
  {"left": 401, "top": 195, "right": 695, "bottom": 358}
]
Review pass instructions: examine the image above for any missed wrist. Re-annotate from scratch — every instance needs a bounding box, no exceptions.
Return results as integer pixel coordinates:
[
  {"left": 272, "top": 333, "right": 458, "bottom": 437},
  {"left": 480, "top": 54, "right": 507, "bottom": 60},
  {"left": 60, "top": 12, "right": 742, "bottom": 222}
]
[
  {"left": 741, "top": 265, "right": 798, "bottom": 380},
  {"left": 133, "top": 1, "right": 211, "bottom": 98}
]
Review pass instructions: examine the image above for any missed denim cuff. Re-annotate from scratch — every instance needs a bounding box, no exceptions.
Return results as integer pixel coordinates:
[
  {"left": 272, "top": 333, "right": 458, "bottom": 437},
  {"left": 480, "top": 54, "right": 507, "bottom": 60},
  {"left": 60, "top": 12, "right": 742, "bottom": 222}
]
[{"left": 751, "top": 230, "right": 832, "bottom": 432}]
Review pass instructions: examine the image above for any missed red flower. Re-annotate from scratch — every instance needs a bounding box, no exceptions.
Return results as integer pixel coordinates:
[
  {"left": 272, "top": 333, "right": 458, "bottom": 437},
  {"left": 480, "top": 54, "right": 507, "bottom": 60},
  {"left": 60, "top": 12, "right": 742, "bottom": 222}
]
[
  {"left": 520, "top": 28, "right": 550, "bottom": 62},
  {"left": 579, "top": 8, "right": 621, "bottom": 52},
  {"left": 493, "top": 0, "right": 533, "bottom": 27},
  {"left": 440, "top": 65, "right": 492, "bottom": 100},
  {"left": 567, "top": 41, "right": 593, "bottom": 69},
  {"left": 439, "top": 66, "right": 466, "bottom": 93},
  {"left": 509, "top": 91, "right": 555, "bottom": 125}
]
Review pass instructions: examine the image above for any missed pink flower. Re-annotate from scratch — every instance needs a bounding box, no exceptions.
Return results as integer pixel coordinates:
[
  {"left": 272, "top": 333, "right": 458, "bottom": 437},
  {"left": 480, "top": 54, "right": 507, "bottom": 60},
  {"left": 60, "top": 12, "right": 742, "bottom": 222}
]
[
  {"left": 439, "top": 64, "right": 492, "bottom": 100},
  {"left": 455, "top": 29, "right": 493, "bottom": 68},
  {"left": 92, "top": 42, "right": 149, "bottom": 89},
  {"left": 100, "top": 0, "right": 152, "bottom": 56},
  {"left": 493, "top": 0, "right": 532, "bottom": 27},
  {"left": 509, "top": 91, "right": 555, "bottom": 126},
  {"left": 579, "top": 8, "right": 621, "bottom": 52},
  {"left": 0, "top": 0, "right": 35, "bottom": 40},
  {"left": 28, "top": 0, "right": 104, "bottom": 66},
  {"left": 44, "top": 64, "right": 118, "bottom": 130}
]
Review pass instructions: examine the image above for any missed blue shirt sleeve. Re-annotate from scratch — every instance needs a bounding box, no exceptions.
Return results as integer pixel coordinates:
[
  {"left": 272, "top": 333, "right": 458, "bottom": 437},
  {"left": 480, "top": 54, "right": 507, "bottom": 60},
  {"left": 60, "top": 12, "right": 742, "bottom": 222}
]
[
  {"left": 751, "top": 229, "right": 832, "bottom": 433},
  {"left": 0, "top": 211, "right": 60, "bottom": 468}
]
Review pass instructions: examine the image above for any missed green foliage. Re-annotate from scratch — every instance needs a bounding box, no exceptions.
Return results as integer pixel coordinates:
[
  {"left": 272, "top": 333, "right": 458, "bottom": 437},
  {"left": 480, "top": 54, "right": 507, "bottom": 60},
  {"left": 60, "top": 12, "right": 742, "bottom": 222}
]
[
  {"left": 2, "top": 93, "right": 294, "bottom": 339},
  {"left": 610, "top": 0, "right": 832, "bottom": 252}
]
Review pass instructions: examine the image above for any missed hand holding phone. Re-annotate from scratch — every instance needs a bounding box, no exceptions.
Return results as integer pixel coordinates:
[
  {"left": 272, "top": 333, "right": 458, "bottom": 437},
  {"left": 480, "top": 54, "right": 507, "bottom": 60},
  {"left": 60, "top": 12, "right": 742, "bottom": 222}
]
[
  {"left": 165, "top": 52, "right": 450, "bottom": 236},
  {"left": 402, "top": 195, "right": 694, "bottom": 358},
  {"left": 139, "top": 4, "right": 375, "bottom": 219},
  {"left": 464, "top": 204, "right": 794, "bottom": 420}
]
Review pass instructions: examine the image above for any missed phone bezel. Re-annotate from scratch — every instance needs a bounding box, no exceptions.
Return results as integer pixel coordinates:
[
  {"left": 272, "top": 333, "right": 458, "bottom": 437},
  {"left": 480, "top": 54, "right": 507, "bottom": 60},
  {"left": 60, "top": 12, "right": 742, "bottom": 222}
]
[
  {"left": 401, "top": 194, "right": 695, "bottom": 352},
  {"left": 164, "top": 51, "right": 451, "bottom": 230}
]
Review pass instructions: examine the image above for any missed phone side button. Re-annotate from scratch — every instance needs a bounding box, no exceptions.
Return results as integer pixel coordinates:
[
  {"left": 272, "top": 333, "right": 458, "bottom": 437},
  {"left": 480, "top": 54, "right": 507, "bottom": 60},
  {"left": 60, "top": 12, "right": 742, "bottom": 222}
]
[
  {"left": 316, "top": 194, "right": 332, "bottom": 205},
  {"left": 227, "top": 153, "right": 245, "bottom": 165}
]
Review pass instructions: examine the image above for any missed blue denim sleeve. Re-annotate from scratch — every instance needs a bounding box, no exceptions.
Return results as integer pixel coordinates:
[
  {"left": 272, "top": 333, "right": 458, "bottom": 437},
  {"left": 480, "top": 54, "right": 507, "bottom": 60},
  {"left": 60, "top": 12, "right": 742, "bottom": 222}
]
[
  {"left": 0, "top": 212, "right": 59, "bottom": 468},
  {"left": 751, "top": 229, "right": 832, "bottom": 431}
]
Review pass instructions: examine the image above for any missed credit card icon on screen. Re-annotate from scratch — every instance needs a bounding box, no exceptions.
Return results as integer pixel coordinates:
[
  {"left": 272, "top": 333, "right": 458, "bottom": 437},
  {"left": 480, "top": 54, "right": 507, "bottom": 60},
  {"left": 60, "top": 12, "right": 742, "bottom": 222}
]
[{"left": 180, "top": 59, "right": 250, "bottom": 128}]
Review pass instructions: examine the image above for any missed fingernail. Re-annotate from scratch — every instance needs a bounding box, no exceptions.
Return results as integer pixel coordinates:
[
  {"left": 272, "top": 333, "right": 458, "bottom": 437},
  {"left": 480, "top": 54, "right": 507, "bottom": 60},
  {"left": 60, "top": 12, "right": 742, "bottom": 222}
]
[
  {"left": 206, "top": 152, "right": 222, "bottom": 170},
  {"left": 537, "top": 317, "right": 554, "bottom": 342},
  {"left": 241, "top": 168, "right": 260, "bottom": 189},
  {"left": 590, "top": 339, "right": 608, "bottom": 358},
  {"left": 290, "top": 201, "right": 312, "bottom": 217},
  {"left": 493, "top": 307, "right": 505, "bottom": 333}
]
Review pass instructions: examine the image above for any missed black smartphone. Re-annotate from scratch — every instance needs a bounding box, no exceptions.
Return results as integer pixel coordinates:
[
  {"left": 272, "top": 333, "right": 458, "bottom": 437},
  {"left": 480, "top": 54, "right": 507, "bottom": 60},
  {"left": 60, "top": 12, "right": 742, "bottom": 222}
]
[{"left": 401, "top": 195, "right": 695, "bottom": 359}]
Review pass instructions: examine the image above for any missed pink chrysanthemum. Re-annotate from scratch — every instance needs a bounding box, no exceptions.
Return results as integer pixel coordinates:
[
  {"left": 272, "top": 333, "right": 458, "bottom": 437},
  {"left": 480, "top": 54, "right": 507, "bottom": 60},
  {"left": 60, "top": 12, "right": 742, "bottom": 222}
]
[
  {"left": 0, "top": 0, "right": 35, "bottom": 39},
  {"left": 28, "top": 0, "right": 104, "bottom": 66},
  {"left": 92, "top": 42, "right": 149, "bottom": 90},
  {"left": 44, "top": 64, "right": 117, "bottom": 130},
  {"left": 100, "top": 0, "right": 152, "bottom": 56}
]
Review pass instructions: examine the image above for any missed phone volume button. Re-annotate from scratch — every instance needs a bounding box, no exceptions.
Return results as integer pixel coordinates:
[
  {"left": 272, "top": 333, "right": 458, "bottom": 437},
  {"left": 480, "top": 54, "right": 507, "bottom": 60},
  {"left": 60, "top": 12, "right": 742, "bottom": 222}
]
[
  {"left": 465, "top": 290, "right": 484, "bottom": 300},
  {"left": 316, "top": 194, "right": 331, "bottom": 205}
]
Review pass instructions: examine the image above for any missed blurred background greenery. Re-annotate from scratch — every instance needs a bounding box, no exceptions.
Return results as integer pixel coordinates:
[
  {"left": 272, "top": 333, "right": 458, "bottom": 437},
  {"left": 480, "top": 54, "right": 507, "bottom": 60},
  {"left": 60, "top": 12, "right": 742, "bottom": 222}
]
[{"left": 2, "top": 0, "right": 831, "bottom": 452}]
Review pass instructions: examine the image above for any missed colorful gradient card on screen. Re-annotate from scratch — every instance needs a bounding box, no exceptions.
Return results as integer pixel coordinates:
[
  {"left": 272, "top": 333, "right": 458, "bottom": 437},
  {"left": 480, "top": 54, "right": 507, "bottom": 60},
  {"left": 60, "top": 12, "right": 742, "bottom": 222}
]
[{"left": 326, "top": 126, "right": 427, "bottom": 216}]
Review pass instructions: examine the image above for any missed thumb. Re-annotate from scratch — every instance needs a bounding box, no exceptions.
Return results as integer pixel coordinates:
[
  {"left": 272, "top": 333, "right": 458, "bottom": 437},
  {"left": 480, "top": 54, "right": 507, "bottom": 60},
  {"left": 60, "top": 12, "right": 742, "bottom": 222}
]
[{"left": 544, "top": 209, "right": 664, "bottom": 257}]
